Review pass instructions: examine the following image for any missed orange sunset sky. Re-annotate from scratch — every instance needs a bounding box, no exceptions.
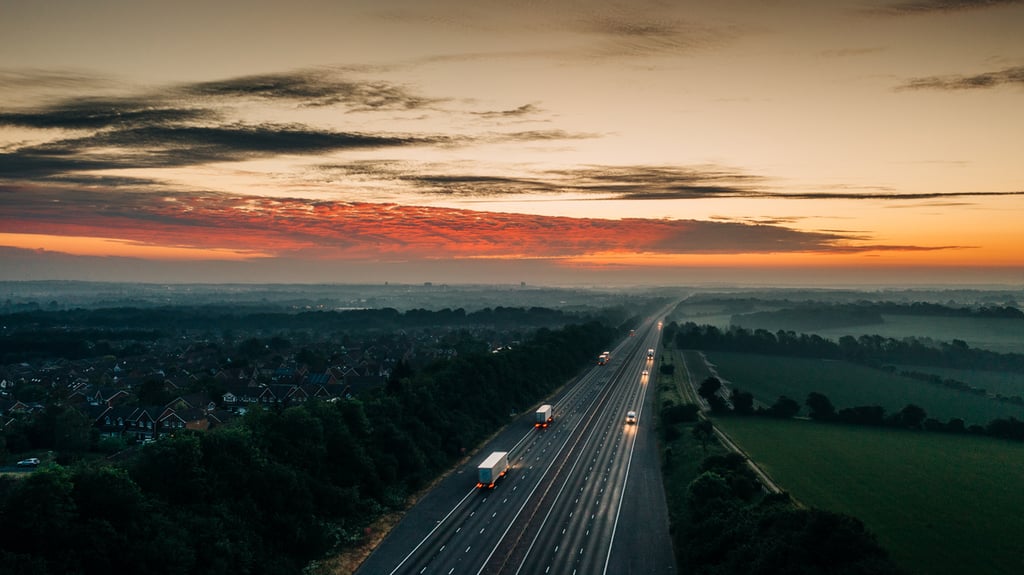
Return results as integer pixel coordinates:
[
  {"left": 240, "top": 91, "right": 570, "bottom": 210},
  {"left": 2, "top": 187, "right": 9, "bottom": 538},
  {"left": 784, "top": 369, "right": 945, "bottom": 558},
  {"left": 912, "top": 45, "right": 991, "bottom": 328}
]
[{"left": 1, "top": 0, "right": 1022, "bottom": 286}]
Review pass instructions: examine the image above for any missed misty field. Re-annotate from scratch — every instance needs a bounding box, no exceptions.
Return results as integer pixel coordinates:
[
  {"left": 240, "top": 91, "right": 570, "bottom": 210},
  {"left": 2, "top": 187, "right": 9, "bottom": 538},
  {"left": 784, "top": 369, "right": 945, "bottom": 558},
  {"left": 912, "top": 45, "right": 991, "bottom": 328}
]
[
  {"left": 764, "top": 314, "right": 1024, "bottom": 355},
  {"left": 706, "top": 351, "right": 1024, "bottom": 425},
  {"left": 891, "top": 364, "right": 1024, "bottom": 399},
  {"left": 715, "top": 417, "right": 1024, "bottom": 575}
]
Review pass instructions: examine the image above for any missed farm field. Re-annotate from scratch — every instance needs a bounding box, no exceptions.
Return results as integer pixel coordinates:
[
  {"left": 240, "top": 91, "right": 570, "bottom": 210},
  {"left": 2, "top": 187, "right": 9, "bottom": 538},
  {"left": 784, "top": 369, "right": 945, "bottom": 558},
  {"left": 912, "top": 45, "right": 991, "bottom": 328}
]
[
  {"left": 715, "top": 417, "right": 1024, "bottom": 575},
  {"left": 706, "top": 351, "right": 1024, "bottom": 425}
]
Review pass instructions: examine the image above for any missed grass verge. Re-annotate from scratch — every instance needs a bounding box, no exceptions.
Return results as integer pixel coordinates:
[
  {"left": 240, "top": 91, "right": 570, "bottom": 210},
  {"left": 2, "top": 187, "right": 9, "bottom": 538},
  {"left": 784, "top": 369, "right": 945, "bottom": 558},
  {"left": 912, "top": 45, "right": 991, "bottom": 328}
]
[{"left": 655, "top": 348, "right": 729, "bottom": 567}]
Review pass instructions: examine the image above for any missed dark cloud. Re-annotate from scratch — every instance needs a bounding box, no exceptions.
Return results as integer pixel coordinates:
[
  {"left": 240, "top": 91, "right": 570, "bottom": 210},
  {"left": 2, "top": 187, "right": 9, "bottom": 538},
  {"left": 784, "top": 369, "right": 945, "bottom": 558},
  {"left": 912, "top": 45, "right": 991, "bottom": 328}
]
[
  {"left": 878, "top": 0, "right": 1023, "bottom": 14},
  {"left": 405, "top": 174, "right": 557, "bottom": 196},
  {"left": 645, "top": 220, "right": 844, "bottom": 254},
  {"left": 471, "top": 103, "right": 543, "bottom": 118},
  {"left": 0, "top": 103, "right": 216, "bottom": 130},
  {"left": 553, "top": 165, "right": 762, "bottom": 198},
  {"left": 382, "top": 163, "right": 1024, "bottom": 203},
  {"left": 771, "top": 190, "right": 1024, "bottom": 200},
  {"left": 0, "top": 66, "right": 587, "bottom": 184},
  {"left": 896, "top": 65, "right": 1024, "bottom": 90},
  {"left": 489, "top": 130, "right": 600, "bottom": 143},
  {"left": 0, "top": 154, "right": 135, "bottom": 180},
  {"left": 88, "top": 124, "right": 430, "bottom": 155},
  {"left": 184, "top": 70, "right": 440, "bottom": 110},
  {"left": 0, "top": 69, "right": 441, "bottom": 132},
  {"left": 1, "top": 124, "right": 439, "bottom": 179}
]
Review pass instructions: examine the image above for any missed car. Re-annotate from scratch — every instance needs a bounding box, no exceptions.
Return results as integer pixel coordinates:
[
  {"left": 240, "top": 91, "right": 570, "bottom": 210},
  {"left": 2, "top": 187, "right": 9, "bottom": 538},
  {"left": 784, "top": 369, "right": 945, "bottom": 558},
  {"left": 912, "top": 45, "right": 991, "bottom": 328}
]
[
  {"left": 626, "top": 410, "right": 637, "bottom": 424},
  {"left": 16, "top": 458, "right": 40, "bottom": 467},
  {"left": 641, "top": 369, "right": 649, "bottom": 377}
]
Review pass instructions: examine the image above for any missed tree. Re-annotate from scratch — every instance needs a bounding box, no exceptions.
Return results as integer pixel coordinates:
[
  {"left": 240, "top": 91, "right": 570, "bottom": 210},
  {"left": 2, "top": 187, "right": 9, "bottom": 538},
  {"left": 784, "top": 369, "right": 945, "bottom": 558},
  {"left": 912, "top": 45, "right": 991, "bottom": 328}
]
[
  {"left": 766, "top": 396, "right": 800, "bottom": 418},
  {"left": 730, "top": 388, "right": 755, "bottom": 415},
  {"left": 698, "top": 376, "right": 722, "bottom": 399},
  {"left": 686, "top": 471, "right": 734, "bottom": 520},
  {"left": 806, "top": 392, "right": 836, "bottom": 421},
  {"left": 662, "top": 403, "right": 700, "bottom": 424},
  {"left": 53, "top": 407, "right": 91, "bottom": 460},
  {"left": 237, "top": 337, "right": 267, "bottom": 360},
  {"left": 1, "top": 467, "right": 77, "bottom": 559},
  {"left": 692, "top": 419, "right": 714, "bottom": 454},
  {"left": 137, "top": 378, "right": 174, "bottom": 406},
  {"left": 837, "top": 405, "right": 887, "bottom": 426},
  {"left": 893, "top": 404, "right": 927, "bottom": 429},
  {"left": 946, "top": 417, "right": 966, "bottom": 433}
]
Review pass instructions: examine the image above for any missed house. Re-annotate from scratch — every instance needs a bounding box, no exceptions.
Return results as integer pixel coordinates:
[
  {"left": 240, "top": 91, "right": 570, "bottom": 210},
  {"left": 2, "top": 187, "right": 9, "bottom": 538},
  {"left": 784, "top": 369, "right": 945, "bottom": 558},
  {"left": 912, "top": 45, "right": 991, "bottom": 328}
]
[
  {"left": 164, "top": 392, "right": 217, "bottom": 414},
  {"left": 92, "top": 387, "right": 131, "bottom": 406},
  {"left": 257, "top": 384, "right": 301, "bottom": 405},
  {"left": 158, "top": 407, "right": 209, "bottom": 433},
  {"left": 222, "top": 385, "right": 261, "bottom": 410},
  {"left": 302, "top": 371, "right": 337, "bottom": 386},
  {"left": 0, "top": 398, "right": 34, "bottom": 416},
  {"left": 97, "top": 406, "right": 160, "bottom": 441}
]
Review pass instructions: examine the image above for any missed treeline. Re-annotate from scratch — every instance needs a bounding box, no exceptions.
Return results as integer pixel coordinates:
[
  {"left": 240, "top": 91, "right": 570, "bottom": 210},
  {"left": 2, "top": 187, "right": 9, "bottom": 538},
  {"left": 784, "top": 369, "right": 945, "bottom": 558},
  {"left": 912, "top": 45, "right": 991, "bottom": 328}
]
[
  {"left": 711, "top": 299, "right": 1023, "bottom": 326},
  {"left": 857, "top": 301, "right": 1023, "bottom": 319},
  {"left": 669, "top": 321, "right": 1024, "bottom": 372},
  {"left": 0, "top": 305, "right": 610, "bottom": 363},
  {"left": 0, "top": 321, "right": 618, "bottom": 575},
  {"left": 700, "top": 378, "right": 1024, "bottom": 444},
  {"left": 680, "top": 452, "right": 904, "bottom": 574},
  {"left": 0, "top": 328, "right": 163, "bottom": 363},
  {"left": 0, "top": 304, "right": 595, "bottom": 334}
]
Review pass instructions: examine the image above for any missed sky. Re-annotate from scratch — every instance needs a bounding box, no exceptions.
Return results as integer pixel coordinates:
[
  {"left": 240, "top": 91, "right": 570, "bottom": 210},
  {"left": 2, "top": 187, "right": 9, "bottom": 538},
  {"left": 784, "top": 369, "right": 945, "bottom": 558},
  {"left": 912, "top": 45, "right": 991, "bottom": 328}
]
[{"left": 1, "top": 0, "right": 1022, "bottom": 287}]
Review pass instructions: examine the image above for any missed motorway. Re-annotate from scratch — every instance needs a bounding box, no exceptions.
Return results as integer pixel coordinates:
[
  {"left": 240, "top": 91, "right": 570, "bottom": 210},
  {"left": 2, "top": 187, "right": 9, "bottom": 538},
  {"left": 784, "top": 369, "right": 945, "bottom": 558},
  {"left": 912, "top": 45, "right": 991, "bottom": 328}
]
[{"left": 356, "top": 313, "right": 676, "bottom": 575}]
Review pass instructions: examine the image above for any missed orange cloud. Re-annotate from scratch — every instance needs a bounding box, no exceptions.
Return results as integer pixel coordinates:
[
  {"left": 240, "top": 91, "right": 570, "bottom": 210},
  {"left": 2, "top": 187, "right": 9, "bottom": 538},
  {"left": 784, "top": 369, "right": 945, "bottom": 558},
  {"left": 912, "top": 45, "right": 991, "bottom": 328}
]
[{"left": 0, "top": 185, "right": 967, "bottom": 265}]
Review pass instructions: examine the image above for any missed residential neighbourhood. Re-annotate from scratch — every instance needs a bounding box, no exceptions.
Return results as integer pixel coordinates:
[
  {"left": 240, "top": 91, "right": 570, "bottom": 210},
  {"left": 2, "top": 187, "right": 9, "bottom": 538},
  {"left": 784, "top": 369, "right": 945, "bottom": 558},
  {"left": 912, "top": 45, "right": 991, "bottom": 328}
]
[{"left": 0, "top": 325, "right": 486, "bottom": 458}]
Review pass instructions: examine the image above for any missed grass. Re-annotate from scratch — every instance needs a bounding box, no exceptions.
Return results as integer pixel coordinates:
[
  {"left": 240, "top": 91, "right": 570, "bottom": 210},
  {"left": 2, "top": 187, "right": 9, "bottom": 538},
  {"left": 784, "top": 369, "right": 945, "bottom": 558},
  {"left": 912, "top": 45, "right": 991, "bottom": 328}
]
[
  {"left": 655, "top": 347, "right": 729, "bottom": 567},
  {"left": 714, "top": 416, "right": 1024, "bottom": 575},
  {"left": 706, "top": 351, "right": 1024, "bottom": 426}
]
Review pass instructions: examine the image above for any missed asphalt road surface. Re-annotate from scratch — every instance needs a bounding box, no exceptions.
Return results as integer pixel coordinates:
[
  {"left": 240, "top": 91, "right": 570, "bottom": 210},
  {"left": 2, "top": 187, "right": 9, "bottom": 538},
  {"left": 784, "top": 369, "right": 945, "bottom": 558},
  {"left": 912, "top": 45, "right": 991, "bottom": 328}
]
[{"left": 356, "top": 311, "right": 676, "bottom": 575}]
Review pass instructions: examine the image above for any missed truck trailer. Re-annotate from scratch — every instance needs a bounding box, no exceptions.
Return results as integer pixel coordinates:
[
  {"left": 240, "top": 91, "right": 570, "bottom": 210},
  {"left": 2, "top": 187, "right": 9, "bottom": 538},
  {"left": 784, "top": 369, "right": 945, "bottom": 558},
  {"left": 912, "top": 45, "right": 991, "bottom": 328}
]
[
  {"left": 477, "top": 451, "right": 510, "bottom": 488},
  {"left": 534, "top": 404, "right": 553, "bottom": 428}
]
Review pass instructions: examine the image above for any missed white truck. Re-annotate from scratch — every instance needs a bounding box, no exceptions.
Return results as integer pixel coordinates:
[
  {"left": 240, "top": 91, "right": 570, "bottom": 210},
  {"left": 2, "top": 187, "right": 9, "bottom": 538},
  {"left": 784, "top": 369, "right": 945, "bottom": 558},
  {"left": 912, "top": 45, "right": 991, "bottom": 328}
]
[
  {"left": 534, "top": 404, "right": 553, "bottom": 428},
  {"left": 477, "top": 451, "right": 510, "bottom": 489}
]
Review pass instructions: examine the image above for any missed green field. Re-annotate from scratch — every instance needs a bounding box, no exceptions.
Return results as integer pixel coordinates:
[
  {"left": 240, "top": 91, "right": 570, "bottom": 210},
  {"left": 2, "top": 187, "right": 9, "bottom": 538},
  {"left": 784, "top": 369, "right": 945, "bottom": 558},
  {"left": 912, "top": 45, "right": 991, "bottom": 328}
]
[
  {"left": 707, "top": 351, "right": 1024, "bottom": 425},
  {"left": 715, "top": 417, "right": 1024, "bottom": 575}
]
